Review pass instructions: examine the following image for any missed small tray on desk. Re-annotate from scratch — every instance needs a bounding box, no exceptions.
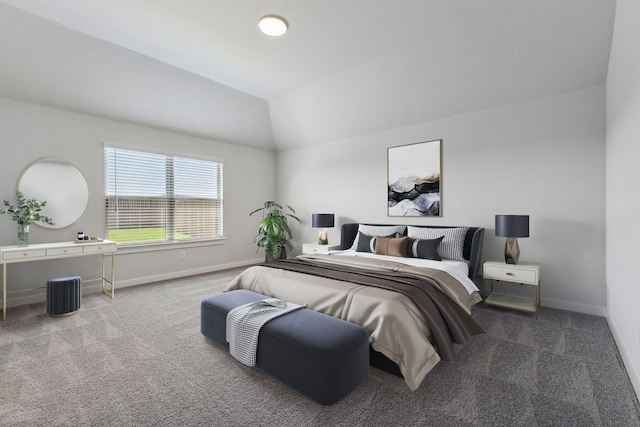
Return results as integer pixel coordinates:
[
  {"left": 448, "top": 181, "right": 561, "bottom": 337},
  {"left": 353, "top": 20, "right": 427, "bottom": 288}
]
[{"left": 74, "top": 239, "right": 104, "bottom": 244}]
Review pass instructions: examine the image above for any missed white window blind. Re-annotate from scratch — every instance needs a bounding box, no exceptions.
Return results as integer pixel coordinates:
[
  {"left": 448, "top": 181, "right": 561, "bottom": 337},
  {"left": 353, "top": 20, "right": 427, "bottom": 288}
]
[{"left": 104, "top": 145, "right": 223, "bottom": 245}]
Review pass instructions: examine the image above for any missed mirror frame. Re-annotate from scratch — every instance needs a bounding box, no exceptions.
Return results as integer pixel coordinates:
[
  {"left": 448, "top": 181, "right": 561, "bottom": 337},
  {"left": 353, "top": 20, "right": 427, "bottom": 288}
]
[{"left": 17, "top": 158, "right": 89, "bottom": 229}]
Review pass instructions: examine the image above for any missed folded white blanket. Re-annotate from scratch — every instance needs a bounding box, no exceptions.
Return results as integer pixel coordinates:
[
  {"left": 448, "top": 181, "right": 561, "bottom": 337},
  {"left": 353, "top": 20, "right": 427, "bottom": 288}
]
[{"left": 226, "top": 298, "right": 305, "bottom": 366}]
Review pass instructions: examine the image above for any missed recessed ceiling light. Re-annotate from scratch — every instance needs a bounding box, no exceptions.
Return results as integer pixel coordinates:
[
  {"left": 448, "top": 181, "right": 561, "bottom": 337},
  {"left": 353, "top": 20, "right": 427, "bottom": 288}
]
[{"left": 258, "top": 15, "right": 288, "bottom": 37}]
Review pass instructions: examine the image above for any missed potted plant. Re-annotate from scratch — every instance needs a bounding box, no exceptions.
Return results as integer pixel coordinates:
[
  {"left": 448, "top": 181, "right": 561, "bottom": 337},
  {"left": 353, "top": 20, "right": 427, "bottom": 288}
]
[
  {"left": 250, "top": 201, "right": 301, "bottom": 260},
  {"left": 1, "top": 191, "right": 54, "bottom": 246}
]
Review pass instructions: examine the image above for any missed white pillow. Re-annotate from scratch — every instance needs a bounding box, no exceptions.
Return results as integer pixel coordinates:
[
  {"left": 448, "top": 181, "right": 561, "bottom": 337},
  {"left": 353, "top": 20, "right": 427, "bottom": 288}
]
[
  {"left": 407, "top": 226, "right": 469, "bottom": 261},
  {"left": 350, "top": 224, "right": 407, "bottom": 250}
]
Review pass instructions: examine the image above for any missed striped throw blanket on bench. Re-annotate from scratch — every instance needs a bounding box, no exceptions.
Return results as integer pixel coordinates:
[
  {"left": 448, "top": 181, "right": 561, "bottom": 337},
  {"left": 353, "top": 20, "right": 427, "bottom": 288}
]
[{"left": 226, "top": 298, "right": 306, "bottom": 366}]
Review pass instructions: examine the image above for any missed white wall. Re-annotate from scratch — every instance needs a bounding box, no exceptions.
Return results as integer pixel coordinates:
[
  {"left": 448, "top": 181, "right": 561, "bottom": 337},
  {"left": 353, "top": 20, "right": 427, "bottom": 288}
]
[
  {"left": 0, "top": 97, "right": 274, "bottom": 307},
  {"left": 278, "top": 86, "right": 606, "bottom": 314},
  {"left": 0, "top": 4, "right": 274, "bottom": 151},
  {"left": 605, "top": 0, "right": 640, "bottom": 398}
]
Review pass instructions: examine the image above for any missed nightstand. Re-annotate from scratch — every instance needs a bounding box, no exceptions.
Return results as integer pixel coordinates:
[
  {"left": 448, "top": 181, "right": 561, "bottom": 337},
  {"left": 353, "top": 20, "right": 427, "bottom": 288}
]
[
  {"left": 302, "top": 243, "right": 341, "bottom": 255},
  {"left": 483, "top": 260, "right": 540, "bottom": 318}
]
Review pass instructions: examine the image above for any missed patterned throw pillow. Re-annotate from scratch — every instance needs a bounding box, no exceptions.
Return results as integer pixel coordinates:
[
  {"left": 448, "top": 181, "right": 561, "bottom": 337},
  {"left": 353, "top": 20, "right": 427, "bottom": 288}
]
[
  {"left": 374, "top": 236, "right": 409, "bottom": 257},
  {"left": 356, "top": 232, "right": 397, "bottom": 253},
  {"left": 406, "top": 236, "right": 444, "bottom": 261},
  {"left": 406, "top": 227, "right": 469, "bottom": 261},
  {"left": 350, "top": 224, "right": 407, "bottom": 250}
]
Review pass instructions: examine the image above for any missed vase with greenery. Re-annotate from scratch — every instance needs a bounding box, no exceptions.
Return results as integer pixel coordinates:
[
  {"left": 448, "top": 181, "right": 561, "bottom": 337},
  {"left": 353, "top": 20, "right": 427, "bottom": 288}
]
[
  {"left": 250, "top": 201, "right": 301, "bottom": 260},
  {"left": 1, "top": 191, "right": 55, "bottom": 246}
]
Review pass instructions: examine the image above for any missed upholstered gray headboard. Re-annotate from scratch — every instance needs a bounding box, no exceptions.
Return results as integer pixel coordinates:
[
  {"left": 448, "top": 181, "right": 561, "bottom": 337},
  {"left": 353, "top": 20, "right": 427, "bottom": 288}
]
[{"left": 340, "top": 223, "right": 485, "bottom": 289}]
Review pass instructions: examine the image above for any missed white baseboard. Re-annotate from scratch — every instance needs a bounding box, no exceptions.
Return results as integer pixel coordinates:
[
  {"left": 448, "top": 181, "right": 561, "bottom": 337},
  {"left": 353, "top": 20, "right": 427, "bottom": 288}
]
[
  {"left": 606, "top": 310, "right": 640, "bottom": 402},
  {"left": 3, "top": 258, "right": 262, "bottom": 309},
  {"left": 540, "top": 296, "right": 606, "bottom": 316},
  {"left": 114, "top": 258, "right": 261, "bottom": 289}
]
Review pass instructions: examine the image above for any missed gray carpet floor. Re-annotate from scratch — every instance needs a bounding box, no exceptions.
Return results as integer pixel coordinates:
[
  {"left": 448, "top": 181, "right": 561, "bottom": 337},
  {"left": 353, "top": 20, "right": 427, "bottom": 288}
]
[{"left": 1, "top": 267, "right": 639, "bottom": 426}]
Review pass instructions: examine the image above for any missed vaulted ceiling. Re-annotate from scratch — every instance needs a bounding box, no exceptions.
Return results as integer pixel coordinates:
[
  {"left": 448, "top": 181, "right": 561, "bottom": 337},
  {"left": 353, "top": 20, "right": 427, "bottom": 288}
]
[{"left": 0, "top": 1, "right": 616, "bottom": 150}]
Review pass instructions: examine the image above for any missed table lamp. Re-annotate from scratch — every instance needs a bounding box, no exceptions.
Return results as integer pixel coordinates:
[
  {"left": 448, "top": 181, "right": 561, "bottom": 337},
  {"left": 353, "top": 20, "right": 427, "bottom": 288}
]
[
  {"left": 312, "top": 213, "right": 334, "bottom": 245},
  {"left": 495, "top": 215, "right": 529, "bottom": 264}
]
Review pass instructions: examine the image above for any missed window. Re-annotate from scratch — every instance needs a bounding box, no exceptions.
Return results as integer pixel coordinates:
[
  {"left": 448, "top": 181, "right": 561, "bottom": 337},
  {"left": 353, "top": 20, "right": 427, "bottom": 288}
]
[{"left": 104, "top": 144, "right": 223, "bottom": 245}]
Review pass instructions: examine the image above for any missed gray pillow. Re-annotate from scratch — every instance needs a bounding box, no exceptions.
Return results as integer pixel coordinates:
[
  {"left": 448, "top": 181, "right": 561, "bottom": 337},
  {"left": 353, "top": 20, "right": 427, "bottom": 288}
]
[
  {"left": 406, "top": 237, "right": 444, "bottom": 261},
  {"left": 356, "top": 232, "right": 396, "bottom": 253},
  {"left": 350, "top": 224, "right": 407, "bottom": 250},
  {"left": 406, "top": 227, "right": 468, "bottom": 261}
]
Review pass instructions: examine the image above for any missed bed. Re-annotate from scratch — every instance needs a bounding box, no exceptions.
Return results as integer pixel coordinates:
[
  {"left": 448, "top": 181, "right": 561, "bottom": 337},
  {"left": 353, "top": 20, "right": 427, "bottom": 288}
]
[{"left": 225, "top": 223, "right": 485, "bottom": 390}]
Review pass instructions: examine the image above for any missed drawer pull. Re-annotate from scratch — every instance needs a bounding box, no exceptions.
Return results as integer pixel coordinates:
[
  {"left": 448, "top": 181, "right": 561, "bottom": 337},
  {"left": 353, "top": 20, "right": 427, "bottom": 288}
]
[{"left": 506, "top": 272, "right": 514, "bottom": 276}]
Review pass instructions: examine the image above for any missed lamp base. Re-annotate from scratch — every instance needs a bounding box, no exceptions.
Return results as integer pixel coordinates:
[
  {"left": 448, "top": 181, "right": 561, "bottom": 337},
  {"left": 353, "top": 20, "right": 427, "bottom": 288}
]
[
  {"left": 318, "top": 229, "right": 329, "bottom": 245},
  {"left": 504, "top": 238, "right": 520, "bottom": 264}
]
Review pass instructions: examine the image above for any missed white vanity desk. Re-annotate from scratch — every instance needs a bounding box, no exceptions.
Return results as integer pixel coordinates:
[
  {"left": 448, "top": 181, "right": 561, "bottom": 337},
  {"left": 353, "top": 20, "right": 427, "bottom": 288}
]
[{"left": 0, "top": 240, "right": 117, "bottom": 320}]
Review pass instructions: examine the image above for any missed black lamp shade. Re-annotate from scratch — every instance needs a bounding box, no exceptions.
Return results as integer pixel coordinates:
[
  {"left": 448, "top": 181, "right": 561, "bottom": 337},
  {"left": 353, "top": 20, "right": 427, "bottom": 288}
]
[
  {"left": 495, "top": 215, "right": 529, "bottom": 238},
  {"left": 312, "top": 213, "right": 334, "bottom": 228}
]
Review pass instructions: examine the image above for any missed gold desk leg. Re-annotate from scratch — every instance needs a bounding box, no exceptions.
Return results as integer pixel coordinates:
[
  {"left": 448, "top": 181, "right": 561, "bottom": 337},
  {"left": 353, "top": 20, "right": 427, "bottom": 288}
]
[
  {"left": 110, "top": 251, "right": 115, "bottom": 297},
  {"left": 2, "top": 263, "right": 6, "bottom": 321},
  {"left": 101, "top": 252, "right": 115, "bottom": 299},
  {"left": 535, "top": 281, "right": 540, "bottom": 320}
]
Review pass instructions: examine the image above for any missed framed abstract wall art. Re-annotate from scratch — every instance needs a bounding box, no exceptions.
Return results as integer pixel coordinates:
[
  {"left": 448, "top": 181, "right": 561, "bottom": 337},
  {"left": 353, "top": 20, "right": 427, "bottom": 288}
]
[{"left": 387, "top": 139, "right": 441, "bottom": 217}]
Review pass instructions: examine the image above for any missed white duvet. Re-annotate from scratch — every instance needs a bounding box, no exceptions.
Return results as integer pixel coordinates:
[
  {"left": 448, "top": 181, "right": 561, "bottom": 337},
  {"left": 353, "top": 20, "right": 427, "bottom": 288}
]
[{"left": 331, "top": 249, "right": 478, "bottom": 294}]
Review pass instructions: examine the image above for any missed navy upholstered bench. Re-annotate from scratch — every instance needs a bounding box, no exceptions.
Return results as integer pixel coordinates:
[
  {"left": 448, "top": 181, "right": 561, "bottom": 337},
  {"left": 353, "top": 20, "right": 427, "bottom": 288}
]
[{"left": 200, "top": 290, "right": 369, "bottom": 405}]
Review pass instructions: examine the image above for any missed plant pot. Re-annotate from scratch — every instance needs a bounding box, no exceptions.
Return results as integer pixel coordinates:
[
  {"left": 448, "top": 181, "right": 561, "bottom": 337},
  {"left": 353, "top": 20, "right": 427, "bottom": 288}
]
[
  {"left": 265, "top": 247, "right": 287, "bottom": 262},
  {"left": 17, "top": 223, "right": 29, "bottom": 247}
]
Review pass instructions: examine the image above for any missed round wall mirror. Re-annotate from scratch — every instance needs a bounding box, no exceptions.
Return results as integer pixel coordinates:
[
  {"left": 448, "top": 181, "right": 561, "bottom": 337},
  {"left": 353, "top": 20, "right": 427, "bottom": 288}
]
[{"left": 18, "top": 158, "right": 89, "bottom": 229}]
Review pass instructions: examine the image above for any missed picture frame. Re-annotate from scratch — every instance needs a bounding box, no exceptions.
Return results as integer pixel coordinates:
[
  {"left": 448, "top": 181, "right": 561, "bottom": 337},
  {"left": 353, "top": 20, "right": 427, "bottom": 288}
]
[{"left": 387, "top": 139, "right": 441, "bottom": 217}]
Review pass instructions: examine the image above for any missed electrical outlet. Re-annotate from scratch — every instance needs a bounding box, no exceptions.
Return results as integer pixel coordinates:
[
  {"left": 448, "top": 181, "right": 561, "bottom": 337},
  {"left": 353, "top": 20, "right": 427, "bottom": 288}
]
[{"left": 180, "top": 250, "right": 186, "bottom": 260}]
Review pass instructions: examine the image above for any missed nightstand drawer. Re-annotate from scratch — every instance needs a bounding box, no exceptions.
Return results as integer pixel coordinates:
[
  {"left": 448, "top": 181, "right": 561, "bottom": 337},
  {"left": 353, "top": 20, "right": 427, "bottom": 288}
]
[
  {"left": 484, "top": 264, "right": 539, "bottom": 285},
  {"left": 302, "top": 243, "right": 340, "bottom": 255}
]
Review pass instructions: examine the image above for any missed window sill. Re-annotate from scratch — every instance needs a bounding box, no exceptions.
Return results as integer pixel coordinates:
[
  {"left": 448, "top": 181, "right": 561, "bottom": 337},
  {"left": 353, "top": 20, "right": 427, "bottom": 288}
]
[{"left": 113, "top": 238, "right": 226, "bottom": 255}]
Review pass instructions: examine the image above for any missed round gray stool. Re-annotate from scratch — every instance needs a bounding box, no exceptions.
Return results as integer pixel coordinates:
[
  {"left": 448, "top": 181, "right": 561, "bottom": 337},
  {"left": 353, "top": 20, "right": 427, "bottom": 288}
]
[{"left": 46, "top": 275, "right": 82, "bottom": 317}]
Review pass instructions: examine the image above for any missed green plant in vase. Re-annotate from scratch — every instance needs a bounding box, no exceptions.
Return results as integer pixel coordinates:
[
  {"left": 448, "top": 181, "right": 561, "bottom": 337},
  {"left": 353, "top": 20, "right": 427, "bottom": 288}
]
[
  {"left": 250, "top": 201, "right": 301, "bottom": 260},
  {"left": 1, "top": 191, "right": 54, "bottom": 246}
]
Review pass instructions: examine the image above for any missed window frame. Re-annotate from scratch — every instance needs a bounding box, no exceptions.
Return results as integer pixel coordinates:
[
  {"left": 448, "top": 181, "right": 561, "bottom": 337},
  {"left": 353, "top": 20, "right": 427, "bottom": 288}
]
[{"left": 103, "top": 143, "right": 225, "bottom": 249}]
